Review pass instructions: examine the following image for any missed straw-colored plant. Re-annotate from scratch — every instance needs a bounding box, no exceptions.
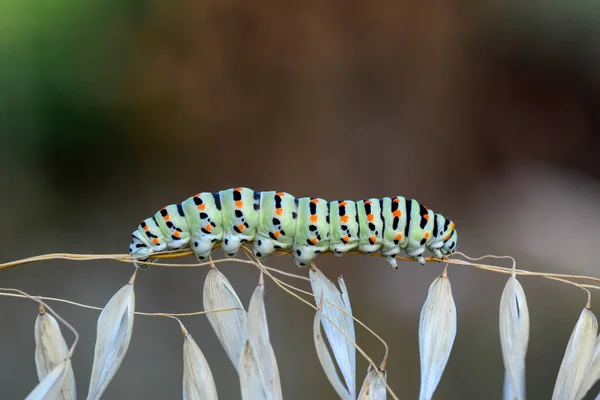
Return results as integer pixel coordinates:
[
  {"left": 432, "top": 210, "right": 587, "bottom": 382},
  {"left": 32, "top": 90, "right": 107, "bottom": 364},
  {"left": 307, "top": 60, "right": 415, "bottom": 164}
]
[{"left": 2, "top": 247, "right": 600, "bottom": 399}]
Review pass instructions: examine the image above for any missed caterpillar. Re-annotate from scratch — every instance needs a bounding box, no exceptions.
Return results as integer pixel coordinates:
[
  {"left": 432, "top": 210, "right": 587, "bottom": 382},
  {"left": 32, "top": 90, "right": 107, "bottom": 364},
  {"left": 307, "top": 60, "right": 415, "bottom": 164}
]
[{"left": 129, "top": 188, "right": 458, "bottom": 268}]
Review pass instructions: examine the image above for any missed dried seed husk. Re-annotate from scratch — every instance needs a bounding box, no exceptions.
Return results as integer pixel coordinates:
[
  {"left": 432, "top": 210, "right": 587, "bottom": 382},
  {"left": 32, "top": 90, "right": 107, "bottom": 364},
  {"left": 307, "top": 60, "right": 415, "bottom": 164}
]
[
  {"left": 313, "top": 303, "right": 353, "bottom": 400},
  {"left": 246, "top": 275, "right": 282, "bottom": 400},
  {"left": 87, "top": 278, "right": 135, "bottom": 400},
  {"left": 203, "top": 267, "right": 248, "bottom": 371},
  {"left": 575, "top": 333, "right": 600, "bottom": 399},
  {"left": 552, "top": 306, "right": 598, "bottom": 400},
  {"left": 499, "top": 276, "right": 529, "bottom": 400},
  {"left": 26, "top": 359, "right": 72, "bottom": 400},
  {"left": 418, "top": 274, "right": 457, "bottom": 400},
  {"left": 182, "top": 328, "right": 218, "bottom": 400},
  {"left": 239, "top": 340, "right": 267, "bottom": 400},
  {"left": 310, "top": 268, "right": 356, "bottom": 398},
  {"left": 357, "top": 368, "right": 387, "bottom": 400},
  {"left": 34, "top": 309, "right": 76, "bottom": 400}
]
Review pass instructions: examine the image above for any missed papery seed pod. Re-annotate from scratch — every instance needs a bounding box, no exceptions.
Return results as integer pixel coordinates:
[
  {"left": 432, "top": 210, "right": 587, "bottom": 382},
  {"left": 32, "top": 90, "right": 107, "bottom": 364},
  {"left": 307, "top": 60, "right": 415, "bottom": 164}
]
[
  {"left": 575, "top": 333, "right": 600, "bottom": 399},
  {"left": 499, "top": 276, "right": 529, "bottom": 400},
  {"left": 34, "top": 306, "right": 76, "bottom": 400},
  {"left": 313, "top": 300, "right": 353, "bottom": 400},
  {"left": 239, "top": 340, "right": 267, "bottom": 400},
  {"left": 246, "top": 274, "right": 282, "bottom": 400},
  {"left": 358, "top": 368, "right": 387, "bottom": 400},
  {"left": 552, "top": 306, "right": 597, "bottom": 400},
  {"left": 418, "top": 272, "right": 457, "bottom": 400},
  {"left": 310, "top": 268, "right": 356, "bottom": 398},
  {"left": 87, "top": 274, "right": 136, "bottom": 400},
  {"left": 181, "top": 324, "right": 218, "bottom": 400},
  {"left": 203, "top": 267, "right": 248, "bottom": 371},
  {"left": 26, "top": 359, "right": 72, "bottom": 400}
]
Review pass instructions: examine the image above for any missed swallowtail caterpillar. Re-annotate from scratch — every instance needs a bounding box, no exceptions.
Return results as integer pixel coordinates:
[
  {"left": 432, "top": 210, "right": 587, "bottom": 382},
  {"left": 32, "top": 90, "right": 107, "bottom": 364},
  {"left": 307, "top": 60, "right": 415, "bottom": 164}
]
[{"left": 129, "top": 188, "right": 457, "bottom": 268}]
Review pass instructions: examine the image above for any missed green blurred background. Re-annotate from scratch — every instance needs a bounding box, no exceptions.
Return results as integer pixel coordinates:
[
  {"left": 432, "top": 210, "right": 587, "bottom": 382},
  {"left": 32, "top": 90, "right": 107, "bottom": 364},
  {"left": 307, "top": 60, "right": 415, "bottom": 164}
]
[{"left": 2, "top": 0, "right": 600, "bottom": 398}]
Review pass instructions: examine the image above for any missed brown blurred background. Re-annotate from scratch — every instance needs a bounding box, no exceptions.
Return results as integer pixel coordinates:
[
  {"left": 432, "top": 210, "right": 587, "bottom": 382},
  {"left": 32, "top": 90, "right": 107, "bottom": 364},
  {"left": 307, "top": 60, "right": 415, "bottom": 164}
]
[{"left": 1, "top": 1, "right": 600, "bottom": 398}]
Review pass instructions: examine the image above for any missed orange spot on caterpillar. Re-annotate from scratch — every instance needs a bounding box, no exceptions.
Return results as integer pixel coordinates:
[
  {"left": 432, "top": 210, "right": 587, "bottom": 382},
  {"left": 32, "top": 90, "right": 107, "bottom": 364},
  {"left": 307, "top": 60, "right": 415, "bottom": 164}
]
[
  {"left": 424, "top": 232, "right": 430, "bottom": 239},
  {"left": 143, "top": 225, "right": 149, "bottom": 231},
  {"left": 310, "top": 199, "right": 319, "bottom": 204},
  {"left": 370, "top": 235, "right": 377, "bottom": 244},
  {"left": 274, "top": 231, "right": 281, "bottom": 239},
  {"left": 395, "top": 233, "right": 403, "bottom": 240},
  {"left": 275, "top": 208, "right": 283, "bottom": 216},
  {"left": 198, "top": 204, "right": 206, "bottom": 211},
  {"left": 367, "top": 214, "right": 374, "bottom": 222},
  {"left": 339, "top": 201, "right": 347, "bottom": 207},
  {"left": 310, "top": 215, "right": 318, "bottom": 223},
  {"left": 393, "top": 198, "right": 400, "bottom": 203},
  {"left": 311, "top": 237, "right": 318, "bottom": 244},
  {"left": 450, "top": 222, "right": 455, "bottom": 230},
  {"left": 237, "top": 224, "right": 245, "bottom": 232},
  {"left": 340, "top": 215, "right": 349, "bottom": 223},
  {"left": 444, "top": 233, "right": 451, "bottom": 240},
  {"left": 205, "top": 224, "right": 213, "bottom": 232},
  {"left": 173, "top": 231, "right": 181, "bottom": 238},
  {"left": 392, "top": 210, "right": 401, "bottom": 217},
  {"left": 235, "top": 187, "right": 243, "bottom": 191},
  {"left": 164, "top": 214, "right": 170, "bottom": 221},
  {"left": 276, "top": 192, "right": 285, "bottom": 196},
  {"left": 364, "top": 200, "right": 372, "bottom": 205},
  {"left": 342, "top": 235, "right": 349, "bottom": 243},
  {"left": 152, "top": 238, "right": 159, "bottom": 245},
  {"left": 235, "top": 201, "right": 244, "bottom": 208},
  {"left": 423, "top": 214, "right": 429, "bottom": 221}
]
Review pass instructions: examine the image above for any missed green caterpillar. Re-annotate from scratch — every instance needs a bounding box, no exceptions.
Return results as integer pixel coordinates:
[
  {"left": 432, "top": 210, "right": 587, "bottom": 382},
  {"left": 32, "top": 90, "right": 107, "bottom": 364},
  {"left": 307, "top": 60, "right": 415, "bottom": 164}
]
[{"left": 129, "top": 188, "right": 457, "bottom": 268}]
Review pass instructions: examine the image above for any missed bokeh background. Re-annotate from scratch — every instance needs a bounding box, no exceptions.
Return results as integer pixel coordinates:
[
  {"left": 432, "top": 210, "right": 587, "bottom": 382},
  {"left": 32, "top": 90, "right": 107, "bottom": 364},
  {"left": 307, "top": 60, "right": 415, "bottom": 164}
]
[{"left": 2, "top": 1, "right": 600, "bottom": 398}]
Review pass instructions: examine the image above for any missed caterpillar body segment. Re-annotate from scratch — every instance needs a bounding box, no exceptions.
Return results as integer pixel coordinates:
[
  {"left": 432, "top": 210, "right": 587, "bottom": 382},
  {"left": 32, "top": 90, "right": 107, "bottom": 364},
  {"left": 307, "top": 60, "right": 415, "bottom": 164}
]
[
  {"left": 329, "top": 200, "right": 360, "bottom": 255},
  {"left": 357, "top": 198, "right": 384, "bottom": 254},
  {"left": 220, "top": 188, "right": 260, "bottom": 257},
  {"left": 181, "top": 192, "right": 223, "bottom": 260},
  {"left": 292, "top": 198, "right": 331, "bottom": 266},
  {"left": 129, "top": 187, "right": 458, "bottom": 267},
  {"left": 254, "top": 191, "right": 297, "bottom": 257},
  {"left": 405, "top": 201, "right": 436, "bottom": 264},
  {"left": 380, "top": 197, "right": 409, "bottom": 268},
  {"left": 154, "top": 204, "right": 191, "bottom": 250}
]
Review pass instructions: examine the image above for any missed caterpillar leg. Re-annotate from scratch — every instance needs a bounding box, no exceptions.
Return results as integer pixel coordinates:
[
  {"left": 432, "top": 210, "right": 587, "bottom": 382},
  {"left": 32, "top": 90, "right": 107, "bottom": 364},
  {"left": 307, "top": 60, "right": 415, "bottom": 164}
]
[
  {"left": 253, "top": 236, "right": 276, "bottom": 259},
  {"left": 385, "top": 256, "right": 399, "bottom": 269}
]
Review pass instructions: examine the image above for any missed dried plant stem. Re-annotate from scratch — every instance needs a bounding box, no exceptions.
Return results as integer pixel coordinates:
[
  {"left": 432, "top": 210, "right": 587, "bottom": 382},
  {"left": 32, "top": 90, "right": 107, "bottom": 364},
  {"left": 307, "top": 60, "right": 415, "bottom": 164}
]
[
  {"left": 239, "top": 248, "right": 390, "bottom": 365},
  {"left": 0, "top": 292, "right": 242, "bottom": 318},
  {"left": 236, "top": 251, "right": 396, "bottom": 400},
  {"left": 0, "top": 288, "right": 79, "bottom": 358}
]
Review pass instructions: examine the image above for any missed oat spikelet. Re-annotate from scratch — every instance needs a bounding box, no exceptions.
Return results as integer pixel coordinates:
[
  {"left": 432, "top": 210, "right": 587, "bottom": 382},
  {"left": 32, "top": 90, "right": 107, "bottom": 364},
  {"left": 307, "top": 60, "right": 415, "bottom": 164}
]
[
  {"left": 181, "top": 323, "right": 218, "bottom": 400},
  {"left": 34, "top": 306, "right": 76, "bottom": 400},
  {"left": 575, "top": 333, "right": 600, "bottom": 399},
  {"left": 499, "top": 276, "right": 529, "bottom": 400},
  {"left": 552, "top": 306, "right": 597, "bottom": 400},
  {"left": 203, "top": 267, "right": 248, "bottom": 371},
  {"left": 418, "top": 272, "right": 457, "bottom": 400},
  {"left": 246, "top": 273, "right": 283, "bottom": 400},
  {"left": 313, "top": 300, "right": 353, "bottom": 400},
  {"left": 357, "top": 367, "right": 387, "bottom": 400},
  {"left": 86, "top": 273, "right": 136, "bottom": 400},
  {"left": 26, "top": 359, "right": 72, "bottom": 400},
  {"left": 310, "top": 268, "right": 356, "bottom": 398}
]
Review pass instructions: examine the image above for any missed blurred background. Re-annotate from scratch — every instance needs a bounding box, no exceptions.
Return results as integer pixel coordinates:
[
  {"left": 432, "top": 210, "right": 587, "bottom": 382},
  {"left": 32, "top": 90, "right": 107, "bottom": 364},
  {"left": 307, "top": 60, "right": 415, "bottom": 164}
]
[{"left": 1, "top": 0, "right": 600, "bottom": 398}]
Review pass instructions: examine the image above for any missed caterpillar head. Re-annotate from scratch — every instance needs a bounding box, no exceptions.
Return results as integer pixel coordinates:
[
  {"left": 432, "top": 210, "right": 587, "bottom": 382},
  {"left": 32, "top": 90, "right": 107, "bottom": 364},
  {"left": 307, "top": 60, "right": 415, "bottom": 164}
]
[
  {"left": 129, "top": 231, "right": 154, "bottom": 261},
  {"left": 441, "top": 229, "right": 458, "bottom": 255}
]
